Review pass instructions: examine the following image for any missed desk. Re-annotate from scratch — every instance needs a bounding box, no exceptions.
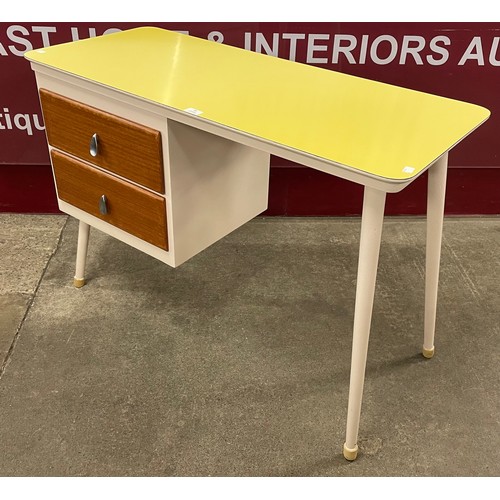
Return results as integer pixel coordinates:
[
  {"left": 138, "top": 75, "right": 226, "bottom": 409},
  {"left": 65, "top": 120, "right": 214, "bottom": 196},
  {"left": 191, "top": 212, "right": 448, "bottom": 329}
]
[{"left": 25, "top": 27, "right": 489, "bottom": 461}]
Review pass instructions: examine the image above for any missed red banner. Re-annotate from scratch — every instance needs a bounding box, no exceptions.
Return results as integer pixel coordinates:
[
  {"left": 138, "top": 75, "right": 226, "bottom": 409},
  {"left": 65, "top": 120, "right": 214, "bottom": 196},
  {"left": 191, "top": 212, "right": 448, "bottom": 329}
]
[{"left": 1, "top": 22, "right": 499, "bottom": 168}]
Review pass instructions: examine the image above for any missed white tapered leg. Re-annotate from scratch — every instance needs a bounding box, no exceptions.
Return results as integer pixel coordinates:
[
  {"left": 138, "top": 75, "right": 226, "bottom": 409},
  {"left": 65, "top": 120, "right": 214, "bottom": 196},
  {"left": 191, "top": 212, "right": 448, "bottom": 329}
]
[
  {"left": 343, "top": 187, "right": 386, "bottom": 461},
  {"left": 74, "top": 220, "right": 90, "bottom": 288},
  {"left": 423, "top": 153, "right": 448, "bottom": 358}
]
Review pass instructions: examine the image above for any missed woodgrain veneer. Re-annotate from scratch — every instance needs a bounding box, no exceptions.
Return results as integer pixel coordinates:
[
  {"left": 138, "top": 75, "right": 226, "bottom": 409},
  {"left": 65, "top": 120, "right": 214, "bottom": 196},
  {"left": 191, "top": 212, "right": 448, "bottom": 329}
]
[
  {"left": 51, "top": 150, "right": 168, "bottom": 250},
  {"left": 41, "top": 89, "right": 165, "bottom": 193}
]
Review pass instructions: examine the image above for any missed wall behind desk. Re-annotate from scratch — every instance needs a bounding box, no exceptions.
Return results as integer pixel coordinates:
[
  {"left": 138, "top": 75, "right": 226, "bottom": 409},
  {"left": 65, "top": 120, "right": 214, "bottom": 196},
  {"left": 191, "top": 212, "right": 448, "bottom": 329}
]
[{"left": 1, "top": 22, "right": 499, "bottom": 215}]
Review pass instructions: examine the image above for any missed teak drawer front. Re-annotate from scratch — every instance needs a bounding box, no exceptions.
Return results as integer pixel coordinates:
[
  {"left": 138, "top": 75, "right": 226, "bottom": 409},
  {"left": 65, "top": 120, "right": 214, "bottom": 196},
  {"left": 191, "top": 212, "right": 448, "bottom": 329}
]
[
  {"left": 52, "top": 150, "right": 168, "bottom": 251},
  {"left": 40, "top": 89, "right": 164, "bottom": 193}
]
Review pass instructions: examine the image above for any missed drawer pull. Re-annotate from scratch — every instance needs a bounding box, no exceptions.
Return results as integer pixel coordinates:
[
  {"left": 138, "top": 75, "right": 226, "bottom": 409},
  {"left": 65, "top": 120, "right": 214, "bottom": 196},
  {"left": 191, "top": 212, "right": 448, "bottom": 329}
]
[
  {"left": 90, "top": 133, "right": 99, "bottom": 157},
  {"left": 99, "top": 194, "right": 108, "bottom": 215}
]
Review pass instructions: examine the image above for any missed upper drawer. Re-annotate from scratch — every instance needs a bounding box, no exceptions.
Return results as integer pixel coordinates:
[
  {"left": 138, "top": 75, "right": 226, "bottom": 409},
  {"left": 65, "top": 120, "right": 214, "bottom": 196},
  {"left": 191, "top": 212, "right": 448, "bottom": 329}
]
[{"left": 39, "top": 89, "right": 165, "bottom": 193}]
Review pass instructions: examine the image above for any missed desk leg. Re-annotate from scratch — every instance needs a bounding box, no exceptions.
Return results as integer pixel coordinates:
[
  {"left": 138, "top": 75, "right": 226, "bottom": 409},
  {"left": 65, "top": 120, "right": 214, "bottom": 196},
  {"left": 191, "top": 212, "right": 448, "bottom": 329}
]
[
  {"left": 74, "top": 220, "right": 90, "bottom": 288},
  {"left": 343, "top": 187, "right": 386, "bottom": 461},
  {"left": 423, "top": 153, "right": 448, "bottom": 358}
]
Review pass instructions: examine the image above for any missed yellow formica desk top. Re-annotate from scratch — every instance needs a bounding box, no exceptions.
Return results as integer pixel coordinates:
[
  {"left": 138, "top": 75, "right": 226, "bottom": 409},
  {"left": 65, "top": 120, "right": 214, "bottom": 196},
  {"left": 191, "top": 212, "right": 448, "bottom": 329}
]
[{"left": 26, "top": 27, "right": 490, "bottom": 184}]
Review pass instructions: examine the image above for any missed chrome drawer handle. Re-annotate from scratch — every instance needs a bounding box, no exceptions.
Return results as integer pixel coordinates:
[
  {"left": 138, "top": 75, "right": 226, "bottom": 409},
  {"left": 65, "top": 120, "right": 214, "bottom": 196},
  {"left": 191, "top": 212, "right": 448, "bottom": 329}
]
[
  {"left": 99, "top": 195, "right": 108, "bottom": 215},
  {"left": 90, "top": 133, "right": 99, "bottom": 157}
]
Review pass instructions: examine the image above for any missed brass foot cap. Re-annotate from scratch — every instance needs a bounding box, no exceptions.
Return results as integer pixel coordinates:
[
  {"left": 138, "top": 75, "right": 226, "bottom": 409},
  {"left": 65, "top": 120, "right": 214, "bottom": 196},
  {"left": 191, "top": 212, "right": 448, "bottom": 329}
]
[
  {"left": 343, "top": 443, "right": 358, "bottom": 461},
  {"left": 73, "top": 277, "right": 86, "bottom": 288},
  {"left": 422, "top": 346, "right": 435, "bottom": 359}
]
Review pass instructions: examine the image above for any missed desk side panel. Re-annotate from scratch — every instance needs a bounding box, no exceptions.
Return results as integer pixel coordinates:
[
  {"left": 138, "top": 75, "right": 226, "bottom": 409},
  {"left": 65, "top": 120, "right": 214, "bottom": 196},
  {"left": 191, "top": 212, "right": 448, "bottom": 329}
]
[{"left": 167, "top": 120, "right": 270, "bottom": 267}]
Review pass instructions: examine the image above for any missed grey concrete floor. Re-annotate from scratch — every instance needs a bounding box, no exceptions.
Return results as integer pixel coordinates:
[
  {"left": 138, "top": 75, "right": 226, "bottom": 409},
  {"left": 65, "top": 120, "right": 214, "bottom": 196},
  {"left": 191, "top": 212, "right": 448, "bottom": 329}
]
[{"left": 0, "top": 214, "right": 498, "bottom": 476}]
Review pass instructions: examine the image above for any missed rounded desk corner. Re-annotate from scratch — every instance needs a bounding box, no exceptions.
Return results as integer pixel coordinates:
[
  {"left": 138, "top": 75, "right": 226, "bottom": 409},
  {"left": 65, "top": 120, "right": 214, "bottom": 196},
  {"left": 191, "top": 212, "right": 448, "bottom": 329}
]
[
  {"left": 343, "top": 443, "right": 359, "bottom": 461},
  {"left": 422, "top": 346, "right": 435, "bottom": 359}
]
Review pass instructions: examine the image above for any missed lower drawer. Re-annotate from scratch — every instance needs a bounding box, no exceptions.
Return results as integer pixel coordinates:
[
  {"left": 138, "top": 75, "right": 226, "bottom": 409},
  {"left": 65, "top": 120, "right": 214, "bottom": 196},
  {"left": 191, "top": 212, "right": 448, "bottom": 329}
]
[{"left": 51, "top": 150, "right": 168, "bottom": 251}]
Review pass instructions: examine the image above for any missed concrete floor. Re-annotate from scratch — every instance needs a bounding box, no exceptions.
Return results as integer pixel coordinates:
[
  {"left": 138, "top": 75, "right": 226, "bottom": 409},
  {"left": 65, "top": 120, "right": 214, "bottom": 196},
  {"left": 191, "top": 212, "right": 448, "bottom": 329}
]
[{"left": 0, "top": 214, "right": 498, "bottom": 476}]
